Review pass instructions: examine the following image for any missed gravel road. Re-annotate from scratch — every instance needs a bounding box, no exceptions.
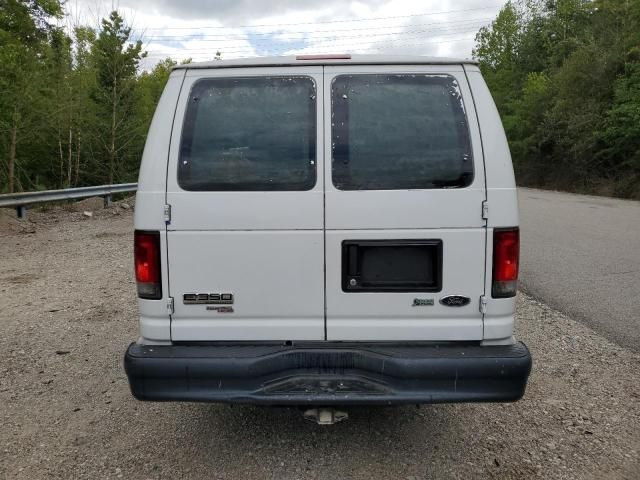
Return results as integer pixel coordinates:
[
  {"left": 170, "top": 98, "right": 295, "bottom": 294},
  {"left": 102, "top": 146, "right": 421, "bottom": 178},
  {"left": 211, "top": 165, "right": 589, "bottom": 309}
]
[
  {"left": 518, "top": 188, "right": 640, "bottom": 352},
  {"left": 0, "top": 202, "right": 639, "bottom": 479}
]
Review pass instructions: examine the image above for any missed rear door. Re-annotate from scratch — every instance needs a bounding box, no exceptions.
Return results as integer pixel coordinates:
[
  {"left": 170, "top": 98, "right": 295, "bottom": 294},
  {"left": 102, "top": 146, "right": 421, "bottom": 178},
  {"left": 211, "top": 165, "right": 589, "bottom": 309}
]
[
  {"left": 323, "top": 64, "right": 487, "bottom": 340},
  {"left": 166, "top": 67, "right": 325, "bottom": 341}
]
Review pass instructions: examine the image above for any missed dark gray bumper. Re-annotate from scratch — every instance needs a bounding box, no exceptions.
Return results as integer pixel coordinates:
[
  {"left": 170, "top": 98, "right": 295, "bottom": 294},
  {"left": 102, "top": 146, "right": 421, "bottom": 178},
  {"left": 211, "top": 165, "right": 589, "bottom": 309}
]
[{"left": 124, "top": 341, "right": 532, "bottom": 405}]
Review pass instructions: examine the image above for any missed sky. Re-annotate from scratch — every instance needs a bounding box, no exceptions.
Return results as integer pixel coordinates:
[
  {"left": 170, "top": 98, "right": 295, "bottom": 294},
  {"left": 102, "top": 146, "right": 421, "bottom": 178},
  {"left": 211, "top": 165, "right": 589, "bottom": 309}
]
[{"left": 66, "top": 0, "right": 506, "bottom": 70}]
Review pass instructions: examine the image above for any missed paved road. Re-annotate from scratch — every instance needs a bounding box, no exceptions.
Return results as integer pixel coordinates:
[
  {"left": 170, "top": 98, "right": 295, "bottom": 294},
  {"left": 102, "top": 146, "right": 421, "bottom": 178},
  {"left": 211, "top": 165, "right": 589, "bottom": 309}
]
[{"left": 518, "top": 188, "right": 640, "bottom": 351}]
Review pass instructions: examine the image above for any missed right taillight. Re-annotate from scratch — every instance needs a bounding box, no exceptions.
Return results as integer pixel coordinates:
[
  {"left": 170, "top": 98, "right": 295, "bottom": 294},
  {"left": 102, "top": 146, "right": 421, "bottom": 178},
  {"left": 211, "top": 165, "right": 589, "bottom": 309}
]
[
  {"left": 134, "top": 230, "right": 162, "bottom": 300},
  {"left": 492, "top": 228, "right": 519, "bottom": 298}
]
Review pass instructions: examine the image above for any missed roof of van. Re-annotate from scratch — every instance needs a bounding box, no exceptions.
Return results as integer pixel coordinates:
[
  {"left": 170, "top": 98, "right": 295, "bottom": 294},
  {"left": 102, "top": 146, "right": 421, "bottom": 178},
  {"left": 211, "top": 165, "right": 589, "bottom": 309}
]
[{"left": 172, "top": 54, "right": 479, "bottom": 70}]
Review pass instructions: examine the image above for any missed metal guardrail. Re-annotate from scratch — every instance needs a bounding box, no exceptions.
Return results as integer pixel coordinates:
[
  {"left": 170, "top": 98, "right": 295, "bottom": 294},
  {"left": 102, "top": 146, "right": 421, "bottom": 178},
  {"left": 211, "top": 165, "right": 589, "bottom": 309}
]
[{"left": 0, "top": 183, "right": 138, "bottom": 219}]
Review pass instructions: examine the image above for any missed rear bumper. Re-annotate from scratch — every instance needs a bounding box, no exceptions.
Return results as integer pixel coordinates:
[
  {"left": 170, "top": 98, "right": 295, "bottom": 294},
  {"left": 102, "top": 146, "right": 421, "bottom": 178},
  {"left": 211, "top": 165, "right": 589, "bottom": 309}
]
[{"left": 124, "top": 342, "right": 532, "bottom": 405}]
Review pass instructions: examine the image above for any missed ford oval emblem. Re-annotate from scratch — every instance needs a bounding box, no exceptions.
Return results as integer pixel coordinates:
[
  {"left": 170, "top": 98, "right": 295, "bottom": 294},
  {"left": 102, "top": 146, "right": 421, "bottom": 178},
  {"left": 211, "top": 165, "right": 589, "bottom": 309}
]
[{"left": 440, "top": 295, "right": 471, "bottom": 307}]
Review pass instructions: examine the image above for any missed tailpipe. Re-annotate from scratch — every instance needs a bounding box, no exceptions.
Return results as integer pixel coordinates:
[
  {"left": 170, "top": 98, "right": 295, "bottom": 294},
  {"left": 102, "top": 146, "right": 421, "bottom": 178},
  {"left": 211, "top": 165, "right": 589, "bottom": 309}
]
[{"left": 303, "top": 408, "right": 349, "bottom": 425}]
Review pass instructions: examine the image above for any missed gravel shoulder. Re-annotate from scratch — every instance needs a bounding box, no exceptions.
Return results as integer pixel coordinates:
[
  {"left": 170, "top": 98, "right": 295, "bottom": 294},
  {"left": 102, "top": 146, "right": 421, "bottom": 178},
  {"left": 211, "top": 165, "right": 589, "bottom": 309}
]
[{"left": 0, "top": 204, "right": 638, "bottom": 480}]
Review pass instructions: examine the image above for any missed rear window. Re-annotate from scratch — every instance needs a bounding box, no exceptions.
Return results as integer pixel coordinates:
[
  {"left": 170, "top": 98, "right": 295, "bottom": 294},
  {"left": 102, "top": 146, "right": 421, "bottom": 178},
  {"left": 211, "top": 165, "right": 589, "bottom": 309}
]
[
  {"left": 178, "top": 76, "right": 316, "bottom": 191},
  {"left": 331, "top": 74, "right": 473, "bottom": 190}
]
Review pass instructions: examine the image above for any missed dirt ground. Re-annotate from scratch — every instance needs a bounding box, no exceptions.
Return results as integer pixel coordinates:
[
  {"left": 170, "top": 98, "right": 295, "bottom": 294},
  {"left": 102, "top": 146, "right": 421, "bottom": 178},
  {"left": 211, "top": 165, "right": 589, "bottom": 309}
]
[{"left": 0, "top": 203, "right": 638, "bottom": 479}]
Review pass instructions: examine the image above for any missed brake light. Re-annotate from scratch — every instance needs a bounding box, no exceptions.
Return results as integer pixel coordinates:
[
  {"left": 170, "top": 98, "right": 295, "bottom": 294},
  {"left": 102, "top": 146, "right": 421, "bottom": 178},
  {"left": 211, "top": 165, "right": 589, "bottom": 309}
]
[
  {"left": 492, "top": 228, "right": 519, "bottom": 298},
  {"left": 134, "top": 230, "right": 162, "bottom": 299}
]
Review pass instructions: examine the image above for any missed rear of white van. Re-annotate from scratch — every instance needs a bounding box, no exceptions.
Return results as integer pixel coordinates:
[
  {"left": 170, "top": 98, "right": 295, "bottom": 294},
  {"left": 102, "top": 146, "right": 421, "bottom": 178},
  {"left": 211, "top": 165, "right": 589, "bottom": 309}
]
[{"left": 125, "top": 56, "right": 531, "bottom": 405}]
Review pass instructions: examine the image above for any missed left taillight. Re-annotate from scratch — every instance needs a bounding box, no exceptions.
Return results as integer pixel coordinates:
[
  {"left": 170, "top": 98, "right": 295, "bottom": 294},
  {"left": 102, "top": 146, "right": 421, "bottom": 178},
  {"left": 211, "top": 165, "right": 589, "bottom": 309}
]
[{"left": 134, "top": 230, "right": 162, "bottom": 299}]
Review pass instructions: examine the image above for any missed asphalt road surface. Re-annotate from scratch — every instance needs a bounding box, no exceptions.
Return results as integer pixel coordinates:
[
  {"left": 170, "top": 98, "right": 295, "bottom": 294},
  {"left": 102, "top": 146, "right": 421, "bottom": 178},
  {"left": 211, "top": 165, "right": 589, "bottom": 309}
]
[{"left": 518, "top": 188, "right": 640, "bottom": 352}]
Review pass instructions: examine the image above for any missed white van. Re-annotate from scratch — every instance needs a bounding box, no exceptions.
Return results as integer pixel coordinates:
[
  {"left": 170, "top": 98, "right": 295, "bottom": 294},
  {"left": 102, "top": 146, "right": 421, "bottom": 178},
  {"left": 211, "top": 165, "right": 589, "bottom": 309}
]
[{"left": 125, "top": 55, "right": 531, "bottom": 406}]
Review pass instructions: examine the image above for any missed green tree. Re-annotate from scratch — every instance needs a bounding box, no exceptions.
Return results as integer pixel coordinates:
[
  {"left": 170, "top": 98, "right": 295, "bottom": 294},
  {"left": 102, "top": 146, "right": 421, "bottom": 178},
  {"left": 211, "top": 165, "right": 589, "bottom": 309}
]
[
  {"left": 0, "top": 0, "right": 63, "bottom": 192},
  {"left": 599, "top": 61, "right": 640, "bottom": 196},
  {"left": 67, "top": 26, "right": 98, "bottom": 187},
  {"left": 91, "top": 11, "right": 146, "bottom": 184},
  {"left": 473, "top": 2, "right": 523, "bottom": 115},
  {"left": 136, "top": 57, "right": 176, "bottom": 129},
  {"left": 474, "top": 0, "right": 640, "bottom": 198},
  {"left": 46, "top": 27, "right": 74, "bottom": 188}
]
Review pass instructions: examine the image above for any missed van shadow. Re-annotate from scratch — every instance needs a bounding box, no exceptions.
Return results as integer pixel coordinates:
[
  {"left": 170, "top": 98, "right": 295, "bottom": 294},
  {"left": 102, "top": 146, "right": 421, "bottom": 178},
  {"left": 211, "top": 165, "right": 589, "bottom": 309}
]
[{"left": 171, "top": 403, "right": 464, "bottom": 476}]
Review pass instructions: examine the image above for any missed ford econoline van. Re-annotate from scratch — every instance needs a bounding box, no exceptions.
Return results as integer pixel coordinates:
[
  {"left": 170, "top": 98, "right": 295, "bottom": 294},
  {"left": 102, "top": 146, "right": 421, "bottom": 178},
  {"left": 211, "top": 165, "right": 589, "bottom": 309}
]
[{"left": 125, "top": 55, "right": 531, "bottom": 406}]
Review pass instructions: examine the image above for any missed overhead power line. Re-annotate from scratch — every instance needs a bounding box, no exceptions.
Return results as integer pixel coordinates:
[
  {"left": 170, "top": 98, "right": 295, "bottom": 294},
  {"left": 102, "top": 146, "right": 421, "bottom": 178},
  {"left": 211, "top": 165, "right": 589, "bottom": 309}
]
[
  {"left": 135, "top": 16, "right": 494, "bottom": 41},
  {"left": 142, "top": 25, "right": 483, "bottom": 53},
  {"left": 136, "top": 5, "right": 502, "bottom": 31},
  {"left": 145, "top": 33, "right": 477, "bottom": 58},
  {"left": 141, "top": 22, "right": 487, "bottom": 49}
]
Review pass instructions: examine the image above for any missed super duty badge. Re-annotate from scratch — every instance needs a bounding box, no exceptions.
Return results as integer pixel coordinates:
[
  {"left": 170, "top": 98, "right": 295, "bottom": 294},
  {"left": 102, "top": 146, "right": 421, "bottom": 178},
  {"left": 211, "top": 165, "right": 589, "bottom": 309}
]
[{"left": 412, "top": 298, "right": 434, "bottom": 307}]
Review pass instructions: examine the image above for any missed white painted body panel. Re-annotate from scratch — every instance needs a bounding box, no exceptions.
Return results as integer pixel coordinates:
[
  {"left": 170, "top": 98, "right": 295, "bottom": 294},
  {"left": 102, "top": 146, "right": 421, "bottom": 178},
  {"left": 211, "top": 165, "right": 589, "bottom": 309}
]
[
  {"left": 325, "top": 229, "right": 485, "bottom": 340},
  {"left": 135, "top": 70, "right": 185, "bottom": 343},
  {"left": 132, "top": 57, "right": 519, "bottom": 346},
  {"left": 168, "top": 231, "right": 325, "bottom": 341},
  {"left": 464, "top": 65, "right": 519, "bottom": 344},
  {"left": 166, "top": 67, "right": 324, "bottom": 232},
  {"left": 322, "top": 65, "right": 486, "bottom": 340},
  {"left": 165, "top": 67, "right": 325, "bottom": 340}
]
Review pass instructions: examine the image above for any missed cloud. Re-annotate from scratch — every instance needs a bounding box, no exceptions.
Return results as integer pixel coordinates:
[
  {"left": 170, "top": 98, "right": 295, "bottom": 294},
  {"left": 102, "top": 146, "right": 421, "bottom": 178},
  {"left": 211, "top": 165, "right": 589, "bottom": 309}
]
[
  {"left": 68, "top": 0, "right": 503, "bottom": 68},
  {"left": 119, "top": 0, "right": 389, "bottom": 23},
  {"left": 278, "top": 0, "right": 499, "bottom": 59},
  {"left": 358, "top": 0, "right": 497, "bottom": 58}
]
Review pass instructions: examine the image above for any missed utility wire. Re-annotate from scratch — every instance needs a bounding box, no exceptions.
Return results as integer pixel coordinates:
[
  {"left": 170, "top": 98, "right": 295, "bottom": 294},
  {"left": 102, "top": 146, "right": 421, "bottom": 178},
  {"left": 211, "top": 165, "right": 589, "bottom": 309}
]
[
  {"left": 145, "top": 34, "right": 477, "bottom": 58},
  {"left": 143, "top": 27, "right": 481, "bottom": 55},
  {"left": 136, "top": 5, "right": 501, "bottom": 31},
  {"left": 142, "top": 23, "right": 487, "bottom": 49},
  {"left": 135, "top": 16, "right": 494, "bottom": 40}
]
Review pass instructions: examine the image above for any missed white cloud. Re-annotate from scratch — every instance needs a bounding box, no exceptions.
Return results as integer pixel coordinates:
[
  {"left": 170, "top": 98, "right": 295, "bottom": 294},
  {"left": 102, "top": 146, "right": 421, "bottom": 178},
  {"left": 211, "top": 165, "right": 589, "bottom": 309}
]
[{"left": 67, "top": 0, "right": 505, "bottom": 69}]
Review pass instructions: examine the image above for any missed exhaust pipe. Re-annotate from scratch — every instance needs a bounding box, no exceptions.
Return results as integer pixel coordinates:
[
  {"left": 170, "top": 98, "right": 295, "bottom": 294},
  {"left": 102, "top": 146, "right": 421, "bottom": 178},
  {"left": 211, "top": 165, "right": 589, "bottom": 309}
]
[{"left": 303, "top": 408, "right": 349, "bottom": 425}]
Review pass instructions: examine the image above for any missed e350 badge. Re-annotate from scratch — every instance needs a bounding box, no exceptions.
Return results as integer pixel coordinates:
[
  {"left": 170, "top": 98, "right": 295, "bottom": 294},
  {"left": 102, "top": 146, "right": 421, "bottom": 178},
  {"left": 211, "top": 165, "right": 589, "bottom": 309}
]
[{"left": 183, "top": 293, "right": 234, "bottom": 313}]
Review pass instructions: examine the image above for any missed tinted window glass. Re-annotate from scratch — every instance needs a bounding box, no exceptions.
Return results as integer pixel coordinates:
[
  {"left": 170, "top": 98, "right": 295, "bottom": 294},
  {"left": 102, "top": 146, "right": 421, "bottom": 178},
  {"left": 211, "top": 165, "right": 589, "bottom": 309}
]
[
  {"left": 178, "top": 76, "right": 316, "bottom": 191},
  {"left": 332, "top": 74, "right": 473, "bottom": 190}
]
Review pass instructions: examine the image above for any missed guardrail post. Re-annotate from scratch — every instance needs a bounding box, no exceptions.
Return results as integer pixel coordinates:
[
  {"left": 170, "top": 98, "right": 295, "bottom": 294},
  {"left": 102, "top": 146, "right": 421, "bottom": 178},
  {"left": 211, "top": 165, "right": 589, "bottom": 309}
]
[
  {"left": 103, "top": 194, "right": 112, "bottom": 208},
  {"left": 16, "top": 205, "right": 27, "bottom": 220}
]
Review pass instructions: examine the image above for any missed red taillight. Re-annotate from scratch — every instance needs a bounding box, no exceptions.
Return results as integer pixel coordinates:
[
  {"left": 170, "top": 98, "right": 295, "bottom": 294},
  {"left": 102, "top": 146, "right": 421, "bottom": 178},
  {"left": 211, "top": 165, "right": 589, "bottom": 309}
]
[
  {"left": 134, "top": 230, "right": 162, "bottom": 299},
  {"left": 492, "top": 228, "right": 519, "bottom": 298}
]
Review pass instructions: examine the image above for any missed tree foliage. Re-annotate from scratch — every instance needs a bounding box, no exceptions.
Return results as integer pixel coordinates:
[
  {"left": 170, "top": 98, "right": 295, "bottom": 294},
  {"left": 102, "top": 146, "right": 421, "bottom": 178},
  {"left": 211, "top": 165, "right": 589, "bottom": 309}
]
[
  {"left": 0, "top": 3, "right": 180, "bottom": 192},
  {"left": 1, "top": 1, "right": 637, "bottom": 199},
  {"left": 91, "top": 11, "right": 146, "bottom": 184},
  {"left": 474, "top": 0, "right": 640, "bottom": 198}
]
